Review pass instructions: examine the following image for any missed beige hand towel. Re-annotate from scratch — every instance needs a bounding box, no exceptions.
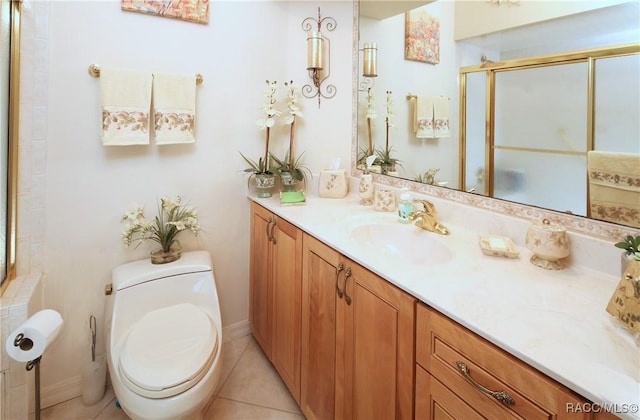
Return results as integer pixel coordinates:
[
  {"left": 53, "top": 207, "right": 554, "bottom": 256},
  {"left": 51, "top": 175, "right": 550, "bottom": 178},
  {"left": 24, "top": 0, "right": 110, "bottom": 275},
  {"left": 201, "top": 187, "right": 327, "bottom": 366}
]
[
  {"left": 153, "top": 73, "right": 196, "bottom": 145},
  {"left": 434, "top": 96, "right": 450, "bottom": 138},
  {"left": 100, "top": 68, "right": 152, "bottom": 146},
  {"left": 414, "top": 96, "right": 434, "bottom": 138},
  {"left": 588, "top": 151, "right": 640, "bottom": 227}
]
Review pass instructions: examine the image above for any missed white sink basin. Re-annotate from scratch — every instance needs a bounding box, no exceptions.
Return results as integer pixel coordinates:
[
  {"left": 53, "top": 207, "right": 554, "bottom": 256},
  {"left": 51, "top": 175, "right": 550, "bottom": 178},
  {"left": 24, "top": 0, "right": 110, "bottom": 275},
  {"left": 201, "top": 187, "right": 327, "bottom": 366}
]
[{"left": 347, "top": 215, "right": 453, "bottom": 265}]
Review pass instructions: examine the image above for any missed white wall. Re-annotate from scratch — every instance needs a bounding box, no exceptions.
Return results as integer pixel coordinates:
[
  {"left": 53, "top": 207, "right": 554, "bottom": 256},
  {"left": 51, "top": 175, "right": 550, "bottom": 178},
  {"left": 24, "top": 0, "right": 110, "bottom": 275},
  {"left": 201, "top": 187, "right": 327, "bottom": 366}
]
[{"left": 17, "top": 0, "right": 353, "bottom": 405}]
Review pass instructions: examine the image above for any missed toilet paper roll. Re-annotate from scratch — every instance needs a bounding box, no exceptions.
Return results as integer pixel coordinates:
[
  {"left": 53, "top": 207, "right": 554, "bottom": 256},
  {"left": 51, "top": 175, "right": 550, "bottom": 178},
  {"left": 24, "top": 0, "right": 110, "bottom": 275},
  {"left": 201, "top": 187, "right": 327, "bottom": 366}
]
[{"left": 5, "top": 309, "right": 63, "bottom": 362}]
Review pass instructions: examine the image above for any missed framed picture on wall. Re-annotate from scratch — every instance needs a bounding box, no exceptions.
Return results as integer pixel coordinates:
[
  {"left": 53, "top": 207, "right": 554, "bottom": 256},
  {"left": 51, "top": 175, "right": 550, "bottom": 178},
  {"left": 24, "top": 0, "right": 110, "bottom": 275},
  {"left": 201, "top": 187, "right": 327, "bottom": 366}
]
[
  {"left": 404, "top": 9, "right": 440, "bottom": 64},
  {"left": 121, "top": 0, "right": 209, "bottom": 24}
]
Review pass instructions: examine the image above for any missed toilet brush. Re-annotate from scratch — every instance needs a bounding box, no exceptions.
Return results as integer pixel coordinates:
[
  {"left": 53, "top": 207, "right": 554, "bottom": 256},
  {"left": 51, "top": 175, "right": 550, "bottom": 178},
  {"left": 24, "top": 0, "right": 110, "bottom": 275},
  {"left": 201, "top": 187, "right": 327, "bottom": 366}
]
[{"left": 81, "top": 315, "right": 107, "bottom": 406}]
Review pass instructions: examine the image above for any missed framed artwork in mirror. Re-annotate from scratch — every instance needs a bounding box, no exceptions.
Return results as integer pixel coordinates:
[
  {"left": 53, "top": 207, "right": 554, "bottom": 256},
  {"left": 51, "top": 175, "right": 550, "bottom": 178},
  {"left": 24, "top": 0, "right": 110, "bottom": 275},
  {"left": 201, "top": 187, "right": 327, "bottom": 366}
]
[
  {"left": 121, "top": 0, "right": 209, "bottom": 24},
  {"left": 404, "top": 8, "right": 439, "bottom": 64}
]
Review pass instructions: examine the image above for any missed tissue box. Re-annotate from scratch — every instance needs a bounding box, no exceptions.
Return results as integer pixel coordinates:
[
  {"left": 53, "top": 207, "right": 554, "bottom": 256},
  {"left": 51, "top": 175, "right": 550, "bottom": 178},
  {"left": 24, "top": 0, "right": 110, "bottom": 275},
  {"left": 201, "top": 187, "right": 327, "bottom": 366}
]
[{"left": 318, "top": 169, "right": 348, "bottom": 198}]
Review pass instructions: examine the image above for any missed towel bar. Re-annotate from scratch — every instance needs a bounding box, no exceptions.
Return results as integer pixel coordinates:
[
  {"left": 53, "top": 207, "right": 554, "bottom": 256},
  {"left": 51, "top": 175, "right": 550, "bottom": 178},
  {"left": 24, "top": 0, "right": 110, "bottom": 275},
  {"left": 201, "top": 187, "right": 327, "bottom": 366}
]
[
  {"left": 406, "top": 93, "right": 450, "bottom": 101},
  {"left": 88, "top": 64, "right": 203, "bottom": 85}
]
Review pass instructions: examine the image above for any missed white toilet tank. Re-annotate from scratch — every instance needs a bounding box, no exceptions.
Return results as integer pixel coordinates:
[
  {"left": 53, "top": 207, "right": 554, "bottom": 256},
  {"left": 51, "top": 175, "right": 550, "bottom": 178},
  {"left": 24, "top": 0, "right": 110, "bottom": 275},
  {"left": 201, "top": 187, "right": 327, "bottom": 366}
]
[{"left": 106, "top": 251, "right": 221, "bottom": 337}]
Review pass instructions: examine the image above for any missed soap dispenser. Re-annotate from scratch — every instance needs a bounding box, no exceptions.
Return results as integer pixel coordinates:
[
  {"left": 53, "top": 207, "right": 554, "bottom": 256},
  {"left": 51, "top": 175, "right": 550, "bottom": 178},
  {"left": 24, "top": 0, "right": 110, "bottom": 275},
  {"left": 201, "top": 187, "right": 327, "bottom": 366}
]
[
  {"left": 397, "top": 188, "right": 413, "bottom": 223},
  {"left": 359, "top": 155, "right": 376, "bottom": 206}
]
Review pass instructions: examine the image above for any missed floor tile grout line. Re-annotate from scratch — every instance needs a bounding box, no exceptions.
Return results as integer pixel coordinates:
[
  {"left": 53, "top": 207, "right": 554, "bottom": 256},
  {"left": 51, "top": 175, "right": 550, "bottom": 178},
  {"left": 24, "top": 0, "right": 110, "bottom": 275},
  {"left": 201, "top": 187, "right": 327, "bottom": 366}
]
[
  {"left": 214, "top": 396, "right": 305, "bottom": 417},
  {"left": 201, "top": 335, "right": 254, "bottom": 416},
  {"left": 213, "top": 335, "right": 253, "bottom": 399}
]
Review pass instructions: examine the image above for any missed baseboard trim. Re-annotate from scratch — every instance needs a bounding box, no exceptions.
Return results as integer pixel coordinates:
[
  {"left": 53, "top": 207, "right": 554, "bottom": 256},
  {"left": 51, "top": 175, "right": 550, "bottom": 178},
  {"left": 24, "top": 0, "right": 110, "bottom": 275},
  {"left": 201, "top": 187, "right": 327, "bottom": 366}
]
[
  {"left": 222, "top": 319, "right": 251, "bottom": 342},
  {"left": 41, "top": 319, "right": 251, "bottom": 408},
  {"left": 41, "top": 374, "right": 81, "bottom": 409}
]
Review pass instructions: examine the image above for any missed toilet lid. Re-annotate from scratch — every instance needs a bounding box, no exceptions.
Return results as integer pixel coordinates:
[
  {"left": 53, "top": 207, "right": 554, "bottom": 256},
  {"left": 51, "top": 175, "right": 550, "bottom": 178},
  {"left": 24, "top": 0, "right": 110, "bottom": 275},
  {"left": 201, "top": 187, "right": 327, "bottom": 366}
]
[{"left": 119, "top": 303, "right": 218, "bottom": 398}]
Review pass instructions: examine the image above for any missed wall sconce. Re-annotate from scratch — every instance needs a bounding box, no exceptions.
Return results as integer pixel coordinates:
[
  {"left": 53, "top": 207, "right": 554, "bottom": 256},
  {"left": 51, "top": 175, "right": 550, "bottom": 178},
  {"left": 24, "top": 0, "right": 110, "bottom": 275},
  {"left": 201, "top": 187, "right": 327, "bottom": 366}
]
[
  {"left": 359, "top": 42, "right": 378, "bottom": 92},
  {"left": 302, "top": 7, "right": 337, "bottom": 108}
]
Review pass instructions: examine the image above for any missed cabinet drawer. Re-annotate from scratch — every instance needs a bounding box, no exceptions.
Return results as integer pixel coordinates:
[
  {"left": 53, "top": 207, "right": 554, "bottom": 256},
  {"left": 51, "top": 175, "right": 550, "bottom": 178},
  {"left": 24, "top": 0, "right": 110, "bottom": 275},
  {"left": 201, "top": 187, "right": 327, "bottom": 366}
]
[
  {"left": 416, "top": 304, "right": 588, "bottom": 419},
  {"left": 416, "top": 364, "right": 483, "bottom": 420}
]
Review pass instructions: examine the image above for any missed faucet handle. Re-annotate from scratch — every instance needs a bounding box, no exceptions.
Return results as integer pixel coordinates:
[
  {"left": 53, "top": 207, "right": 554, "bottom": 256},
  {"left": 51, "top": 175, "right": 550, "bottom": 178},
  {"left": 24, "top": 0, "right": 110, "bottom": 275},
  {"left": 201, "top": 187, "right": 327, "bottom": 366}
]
[{"left": 413, "top": 199, "right": 436, "bottom": 214}]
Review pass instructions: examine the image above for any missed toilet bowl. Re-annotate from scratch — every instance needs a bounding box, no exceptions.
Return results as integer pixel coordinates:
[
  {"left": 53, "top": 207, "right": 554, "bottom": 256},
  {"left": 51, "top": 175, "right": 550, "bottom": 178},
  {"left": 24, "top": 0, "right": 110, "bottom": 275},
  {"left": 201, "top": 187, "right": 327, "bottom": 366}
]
[{"left": 105, "top": 251, "right": 223, "bottom": 420}]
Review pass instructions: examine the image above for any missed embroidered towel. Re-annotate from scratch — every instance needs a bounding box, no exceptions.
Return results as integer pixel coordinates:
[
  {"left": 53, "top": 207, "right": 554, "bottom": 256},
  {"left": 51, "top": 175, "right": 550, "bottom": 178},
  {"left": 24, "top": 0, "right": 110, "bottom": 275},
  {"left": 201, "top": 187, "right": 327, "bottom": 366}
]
[
  {"left": 434, "top": 96, "right": 450, "bottom": 138},
  {"left": 588, "top": 151, "right": 640, "bottom": 227},
  {"left": 153, "top": 73, "right": 196, "bottom": 145},
  {"left": 100, "top": 68, "right": 152, "bottom": 146},
  {"left": 414, "top": 96, "right": 434, "bottom": 138}
]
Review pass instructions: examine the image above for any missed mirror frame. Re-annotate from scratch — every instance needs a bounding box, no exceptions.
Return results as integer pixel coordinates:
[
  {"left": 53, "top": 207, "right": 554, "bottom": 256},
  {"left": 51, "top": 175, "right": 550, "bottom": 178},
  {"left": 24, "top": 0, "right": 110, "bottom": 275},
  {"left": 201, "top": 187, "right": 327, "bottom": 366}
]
[
  {"left": 1, "top": 0, "right": 20, "bottom": 292},
  {"left": 350, "top": 0, "right": 640, "bottom": 241}
]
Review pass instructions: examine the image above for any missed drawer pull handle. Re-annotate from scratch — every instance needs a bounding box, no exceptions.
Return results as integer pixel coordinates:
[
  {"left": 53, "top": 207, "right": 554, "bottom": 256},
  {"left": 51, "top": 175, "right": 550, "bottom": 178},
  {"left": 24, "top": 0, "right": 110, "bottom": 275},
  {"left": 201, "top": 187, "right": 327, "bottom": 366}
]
[
  {"left": 456, "top": 361, "right": 515, "bottom": 406},
  {"left": 265, "top": 217, "right": 273, "bottom": 242},
  {"left": 343, "top": 268, "right": 352, "bottom": 305},
  {"left": 270, "top": 218, "right": 277, "bottom": 244},
  {"left": 335, "top": 262, "right": 344, "bottom": 298}
]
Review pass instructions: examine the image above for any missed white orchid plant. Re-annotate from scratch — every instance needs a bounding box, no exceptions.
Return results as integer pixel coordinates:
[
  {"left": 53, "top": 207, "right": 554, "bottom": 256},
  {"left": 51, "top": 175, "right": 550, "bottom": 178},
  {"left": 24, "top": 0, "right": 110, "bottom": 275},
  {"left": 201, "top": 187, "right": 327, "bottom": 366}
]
[
  {"left": 268, "top": 80, "right": 311, "bottom": 183},
  {"left": 364, "top": 88, "right": 376, "bottom": 158},
  {"left": 241, "top": 80, "right": 281, "bottom": 174},
  {"left": 121, "top": 195, "right": 200, "bottom": 253},
  {"left": 375, "top": 90, "right": 401, "bottom": 170}
]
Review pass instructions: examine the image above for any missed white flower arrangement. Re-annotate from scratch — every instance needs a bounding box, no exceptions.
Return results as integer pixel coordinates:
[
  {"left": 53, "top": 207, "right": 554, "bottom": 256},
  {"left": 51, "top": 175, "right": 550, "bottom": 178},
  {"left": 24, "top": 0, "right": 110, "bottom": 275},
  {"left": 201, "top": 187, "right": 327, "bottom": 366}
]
[
  {"left": 365, "top": 88, "right": 377, "bottom": 120},
  {"left": 121, "top": 195, "right": 199, "bottom": 253},
  {"left": 283, "top": 81, "right": 303, "bottom": 126},
  {"left": 385, "top": 90, "right": 395, "bottom": 129},
  {"left": 242, "top": 80, "right": 282, "bottom": 174}
]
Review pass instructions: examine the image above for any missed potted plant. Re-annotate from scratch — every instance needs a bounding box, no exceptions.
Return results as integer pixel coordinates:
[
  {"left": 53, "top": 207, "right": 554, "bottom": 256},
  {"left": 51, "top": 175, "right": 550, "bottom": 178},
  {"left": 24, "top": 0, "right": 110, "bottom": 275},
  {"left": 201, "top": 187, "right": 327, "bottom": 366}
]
[
  {"left": 615, "top": 235, "right": 640, "bottom": 275},
  {"left": 121, "top": 195, "right": 200, "bottom": 264},
  {"left": 272, "top": 80, "right": 311, "bottom": 191},
  {"left": 240, "top": 80, "right": 280, "bottom": 198},
  {"left": 270, "top": 151, "right": 312, "bottom": 191},
  {"left": 375, "top": 145, "right": 402, "bottom": 175}
]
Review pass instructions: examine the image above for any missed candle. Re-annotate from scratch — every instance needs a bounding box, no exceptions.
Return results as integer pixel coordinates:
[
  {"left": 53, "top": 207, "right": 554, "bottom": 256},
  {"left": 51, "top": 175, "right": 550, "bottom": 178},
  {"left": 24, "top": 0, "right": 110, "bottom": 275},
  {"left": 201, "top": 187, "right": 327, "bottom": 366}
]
[
  {"left": 307, "top": 31, "right": 324, "bottom": 70},
  {"left": 363, "top": 42, "right": 377, "bottom": 77}
]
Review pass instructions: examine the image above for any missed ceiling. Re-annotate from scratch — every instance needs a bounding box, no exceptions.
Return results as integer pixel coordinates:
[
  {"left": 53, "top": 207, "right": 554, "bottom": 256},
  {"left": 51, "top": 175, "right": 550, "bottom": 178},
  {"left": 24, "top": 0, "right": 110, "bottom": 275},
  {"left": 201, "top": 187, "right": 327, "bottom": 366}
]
[
  {"left": 359, "top": 0, "right": 435, "bottom": 20},
  {"left": 460, "top": 1, "right": 640, "bottom": 55}
]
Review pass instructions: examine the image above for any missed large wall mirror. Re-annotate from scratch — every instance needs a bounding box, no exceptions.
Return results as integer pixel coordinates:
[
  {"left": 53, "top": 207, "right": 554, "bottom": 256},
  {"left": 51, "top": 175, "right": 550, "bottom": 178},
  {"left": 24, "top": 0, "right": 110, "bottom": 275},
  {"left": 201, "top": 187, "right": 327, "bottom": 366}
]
[
  {"left": 355, "top": 0, "right": 640, "bottom": 231},
  {"left": 0, "top": 0, "right": 20, "bottom": 290}
]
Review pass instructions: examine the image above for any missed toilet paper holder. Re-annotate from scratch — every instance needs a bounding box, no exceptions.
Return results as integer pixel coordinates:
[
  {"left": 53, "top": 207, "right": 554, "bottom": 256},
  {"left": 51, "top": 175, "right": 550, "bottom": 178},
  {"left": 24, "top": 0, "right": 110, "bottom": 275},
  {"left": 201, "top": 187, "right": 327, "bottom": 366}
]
[
  {"left": 12, "top": 333, "right": 41, "bottom": 369},
  {"left": 8, "top": 310, "right": 63, "bottom": 420},
  {"left": 12, "top": 333, "right": 43, "bottom": 419}
]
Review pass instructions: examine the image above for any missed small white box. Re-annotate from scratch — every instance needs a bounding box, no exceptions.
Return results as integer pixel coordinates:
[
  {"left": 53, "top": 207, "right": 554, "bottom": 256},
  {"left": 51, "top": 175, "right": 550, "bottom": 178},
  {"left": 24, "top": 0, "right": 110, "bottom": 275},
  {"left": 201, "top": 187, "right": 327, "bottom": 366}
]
[{"left": 318, "top": 169, "right": 348, "bottom": 198}]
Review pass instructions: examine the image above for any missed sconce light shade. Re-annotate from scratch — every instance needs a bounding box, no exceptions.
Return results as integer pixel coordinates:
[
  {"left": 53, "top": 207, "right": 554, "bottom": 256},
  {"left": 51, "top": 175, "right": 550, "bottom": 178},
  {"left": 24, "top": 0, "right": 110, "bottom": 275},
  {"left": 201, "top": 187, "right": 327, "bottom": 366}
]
[
  {"left": 307, "top": 31, "right": 324, "bottom": 70},
  {"left": 363, "top": 43, "right": 377, "bottom": 77}
]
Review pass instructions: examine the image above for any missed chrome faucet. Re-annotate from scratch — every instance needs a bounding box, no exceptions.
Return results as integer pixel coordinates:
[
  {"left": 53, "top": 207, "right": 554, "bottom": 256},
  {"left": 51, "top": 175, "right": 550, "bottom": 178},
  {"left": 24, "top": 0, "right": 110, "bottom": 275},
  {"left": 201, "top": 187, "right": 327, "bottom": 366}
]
[{"left": 407, "top": 199, "right": 450, "bottom": 235}]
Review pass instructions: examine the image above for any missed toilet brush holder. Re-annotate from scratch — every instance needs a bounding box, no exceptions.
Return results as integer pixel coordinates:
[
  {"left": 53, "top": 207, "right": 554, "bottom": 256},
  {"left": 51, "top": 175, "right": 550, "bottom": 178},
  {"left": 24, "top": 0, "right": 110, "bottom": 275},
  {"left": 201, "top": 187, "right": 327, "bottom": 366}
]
[
  {"left": 81, "top": 315, "right": 106, "bottom": 406},
  {"left": 81, "top": 355, "right": 107, "bottom": 406}
]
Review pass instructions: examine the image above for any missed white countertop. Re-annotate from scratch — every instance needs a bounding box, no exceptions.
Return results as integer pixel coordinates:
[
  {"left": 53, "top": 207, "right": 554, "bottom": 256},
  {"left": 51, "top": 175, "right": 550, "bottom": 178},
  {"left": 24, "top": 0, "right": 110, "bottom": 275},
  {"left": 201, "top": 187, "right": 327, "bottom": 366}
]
[{"left": 249, "top": 190, "right": 640, "bottom": 419}]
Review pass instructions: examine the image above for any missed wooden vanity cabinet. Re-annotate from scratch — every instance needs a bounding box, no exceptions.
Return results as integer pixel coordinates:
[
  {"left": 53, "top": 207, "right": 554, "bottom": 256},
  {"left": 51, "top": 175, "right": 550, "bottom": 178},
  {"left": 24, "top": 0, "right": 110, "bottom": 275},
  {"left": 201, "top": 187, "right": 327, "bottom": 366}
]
[
  {"left": 415, "top": 303, "right": 591, "bottom": 420},
  {"left": 249, "top": 202, "right": 302, "bottom": 403},
  {"left": 300, "top": 233, "right": 416, "bottom": 420}
]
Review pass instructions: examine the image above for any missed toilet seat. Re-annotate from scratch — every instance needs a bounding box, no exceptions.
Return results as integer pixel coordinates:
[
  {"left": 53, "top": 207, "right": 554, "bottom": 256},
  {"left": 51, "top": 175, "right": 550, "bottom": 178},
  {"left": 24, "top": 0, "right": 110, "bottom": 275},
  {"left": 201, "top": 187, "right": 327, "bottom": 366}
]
[{"left": 118, "top": 303, "right": 218, "bottom": 399}]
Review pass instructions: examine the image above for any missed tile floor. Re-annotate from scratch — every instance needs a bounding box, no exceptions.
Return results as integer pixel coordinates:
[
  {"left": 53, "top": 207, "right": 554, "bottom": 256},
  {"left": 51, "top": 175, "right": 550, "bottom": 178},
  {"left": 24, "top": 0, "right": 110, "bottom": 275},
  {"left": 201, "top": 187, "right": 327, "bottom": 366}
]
[{"left": 40, "top": 335, "right": 305, "bottom": 419}]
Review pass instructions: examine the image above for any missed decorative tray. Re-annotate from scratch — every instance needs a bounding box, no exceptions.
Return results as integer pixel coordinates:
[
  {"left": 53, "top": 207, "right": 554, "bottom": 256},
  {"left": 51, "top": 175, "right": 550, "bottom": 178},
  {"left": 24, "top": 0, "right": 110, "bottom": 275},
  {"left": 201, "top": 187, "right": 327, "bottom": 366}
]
[{"left": 478, "top": 235, "right": 520, "bottom": 259}]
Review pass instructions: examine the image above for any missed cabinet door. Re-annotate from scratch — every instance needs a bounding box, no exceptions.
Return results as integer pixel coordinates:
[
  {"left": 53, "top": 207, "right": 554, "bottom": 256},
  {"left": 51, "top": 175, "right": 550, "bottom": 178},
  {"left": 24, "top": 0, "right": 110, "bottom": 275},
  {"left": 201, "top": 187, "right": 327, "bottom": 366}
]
[
  {"left": 301, "top": 234, "right": 341, "bottom": 420},
  {"left": 343, "top": 260, "right": 415, "bottom": 420},
  {"left": 271, "top": 216, "right": 303, "bottom": 404},
  {"left": 249, "top": 202, "right": 273, "bottom": 358}
]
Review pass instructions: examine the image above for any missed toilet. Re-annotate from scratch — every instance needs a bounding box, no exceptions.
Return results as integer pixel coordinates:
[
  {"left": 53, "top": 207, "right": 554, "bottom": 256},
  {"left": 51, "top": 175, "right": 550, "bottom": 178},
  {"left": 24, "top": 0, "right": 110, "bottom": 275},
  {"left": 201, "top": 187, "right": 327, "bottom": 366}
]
[{"left": 104, "top": 251, "right": 223, "bottom": 420}]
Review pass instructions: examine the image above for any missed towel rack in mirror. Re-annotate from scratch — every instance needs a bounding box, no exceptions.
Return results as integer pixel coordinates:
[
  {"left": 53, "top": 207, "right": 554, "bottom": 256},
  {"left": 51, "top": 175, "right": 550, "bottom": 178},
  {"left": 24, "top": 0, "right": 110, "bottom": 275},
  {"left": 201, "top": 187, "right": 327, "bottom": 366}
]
[{"left": 88, "top": 64, "right": 204, "bottom": 85}]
